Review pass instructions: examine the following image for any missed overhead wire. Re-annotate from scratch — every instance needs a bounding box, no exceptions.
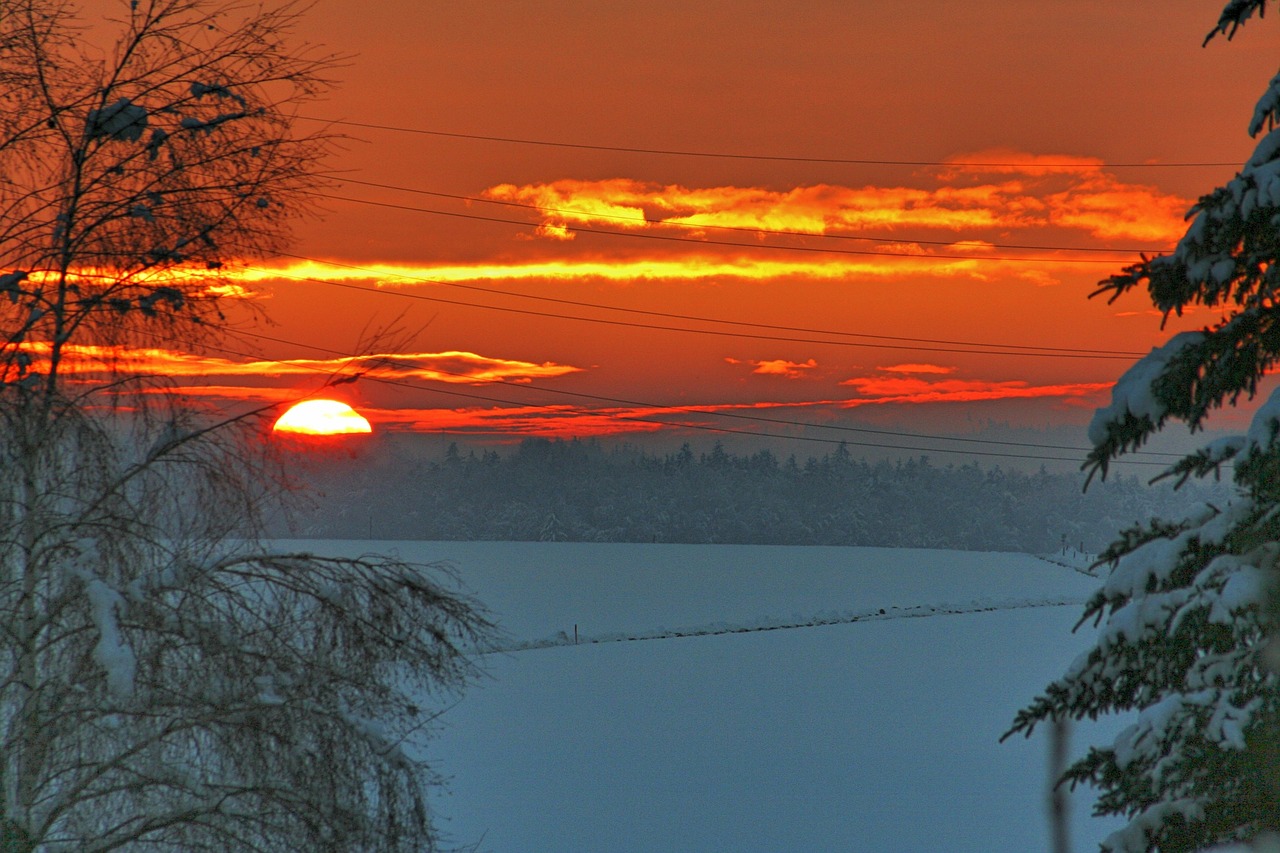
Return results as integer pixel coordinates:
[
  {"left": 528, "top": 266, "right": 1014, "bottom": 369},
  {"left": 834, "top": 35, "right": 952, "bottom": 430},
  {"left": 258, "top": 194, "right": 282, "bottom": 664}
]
[
  {"left": 279, "top": 250, "right": 1137, "bottom": 354},
  {"left": 189, "top": 323, "right": 1183, "bottom": 467},
  {"left": 293, "top": 136, "right": 1175, "bottom": 356},
  {"left": 247, "top": 326, "right": 1189, "bottom": 459},
  {"left": 247, "top": 118, "right": 1203, "bottom": 463},
  {"left": 333, "top": 176, "right": 1174, "bottom": 257},
  {"left": 262, "top": 259, "right": 1145, "bottom": 360},
  {"left": 314, "top": 192, "right": 1145, "bottom": 266},
  {"left": 297, "top": 116, "right": 1240, "bottom": 170}
]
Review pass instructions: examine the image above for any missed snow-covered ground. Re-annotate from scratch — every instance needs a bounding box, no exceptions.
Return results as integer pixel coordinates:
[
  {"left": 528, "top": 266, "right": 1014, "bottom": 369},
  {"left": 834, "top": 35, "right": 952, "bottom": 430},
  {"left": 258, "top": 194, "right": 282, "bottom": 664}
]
[{"left": 289, "top": 541, "right": 1125, "bottom": 851}]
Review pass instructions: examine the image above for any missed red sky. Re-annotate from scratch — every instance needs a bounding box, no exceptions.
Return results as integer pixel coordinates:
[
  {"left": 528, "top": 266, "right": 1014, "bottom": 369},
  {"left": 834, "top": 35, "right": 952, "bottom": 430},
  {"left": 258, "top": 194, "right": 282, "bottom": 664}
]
[{"left": 91, "top": 1, "right": 1280, "bottom": 466}]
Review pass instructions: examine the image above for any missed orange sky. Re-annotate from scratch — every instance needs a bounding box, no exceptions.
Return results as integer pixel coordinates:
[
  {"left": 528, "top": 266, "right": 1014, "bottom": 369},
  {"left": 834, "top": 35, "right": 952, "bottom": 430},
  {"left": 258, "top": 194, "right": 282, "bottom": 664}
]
[{"left": 82, "top": 1, "right": 1280, "bottom": 466}]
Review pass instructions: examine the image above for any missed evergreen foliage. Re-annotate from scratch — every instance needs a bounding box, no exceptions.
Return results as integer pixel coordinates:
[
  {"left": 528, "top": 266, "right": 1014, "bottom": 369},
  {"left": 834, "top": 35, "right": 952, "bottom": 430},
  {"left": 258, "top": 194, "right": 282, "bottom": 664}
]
[
  {"left": 287, "top": 437, "right": 1225, "bottom": 553},
  {"left": 1007, "top": 3, "right": 1280, "bottom": 849}
]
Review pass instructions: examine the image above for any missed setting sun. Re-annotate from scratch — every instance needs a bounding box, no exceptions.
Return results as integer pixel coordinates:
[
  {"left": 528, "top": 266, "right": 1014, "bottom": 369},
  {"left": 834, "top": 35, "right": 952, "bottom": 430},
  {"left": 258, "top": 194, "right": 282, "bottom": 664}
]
[{"left": 272, "top": 399, "right": 372, "bottom": 436}]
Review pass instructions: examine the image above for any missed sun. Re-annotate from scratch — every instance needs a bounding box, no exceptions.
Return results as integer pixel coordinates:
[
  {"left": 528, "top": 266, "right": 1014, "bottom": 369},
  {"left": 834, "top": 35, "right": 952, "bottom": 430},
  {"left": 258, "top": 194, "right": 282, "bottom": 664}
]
[{"left": 272, "top": 399, "right": 372, "bottom": 436}]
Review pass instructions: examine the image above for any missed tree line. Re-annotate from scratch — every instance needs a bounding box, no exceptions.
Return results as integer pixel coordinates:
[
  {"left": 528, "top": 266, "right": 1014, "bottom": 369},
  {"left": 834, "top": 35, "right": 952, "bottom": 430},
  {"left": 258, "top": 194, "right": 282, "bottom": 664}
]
[{"left": 283, "top": 437, "right": 1229, "bottom": 554}]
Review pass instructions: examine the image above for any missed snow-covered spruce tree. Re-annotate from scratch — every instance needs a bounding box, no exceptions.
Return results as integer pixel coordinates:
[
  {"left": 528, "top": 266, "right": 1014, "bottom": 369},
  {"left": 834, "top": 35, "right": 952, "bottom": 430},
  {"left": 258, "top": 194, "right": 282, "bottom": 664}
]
[
  {"left": 1005, "top": 3, "right": 1280, "bottom": 851},
  {"left": 0, "top": 2, "right": 488, "bottom": 851}
]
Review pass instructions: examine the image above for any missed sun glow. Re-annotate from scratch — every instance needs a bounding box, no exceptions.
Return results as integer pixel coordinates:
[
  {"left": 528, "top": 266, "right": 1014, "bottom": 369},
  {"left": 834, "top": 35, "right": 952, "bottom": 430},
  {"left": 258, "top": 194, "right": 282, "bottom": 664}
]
[{"left": 272, "top": 399, "right": 372, "bottom": 436}]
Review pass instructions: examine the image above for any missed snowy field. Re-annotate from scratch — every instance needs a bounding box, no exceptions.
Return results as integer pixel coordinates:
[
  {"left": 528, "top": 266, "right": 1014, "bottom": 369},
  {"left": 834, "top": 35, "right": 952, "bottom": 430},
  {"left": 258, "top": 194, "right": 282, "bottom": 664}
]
[{"left": 287, "top": 541, "right": 1125, "bottom": 851}]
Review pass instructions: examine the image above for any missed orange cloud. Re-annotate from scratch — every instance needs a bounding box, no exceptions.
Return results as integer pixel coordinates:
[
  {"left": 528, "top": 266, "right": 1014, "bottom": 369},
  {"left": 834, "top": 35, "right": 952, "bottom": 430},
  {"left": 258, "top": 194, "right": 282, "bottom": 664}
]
[
  {"left": 879, "top": 363, "right": 957, "bottom": 375},
  {"left": 726, "top": 357, "right": 818, "bottom": 378},
  {"left": 366, "top": 404, "right": 674, "bottom": 438},
  {"left": 355, "top": 374, "right": 1113, "bottom": 441},
  {"left": 1045, "top": 174, "right": 1190, "bottom": 242},
  {"left": 937, "top": 149, "right": 1108, "bottom": 177},
  {"left": 328, "top": 350, "right": 582, "bottom": 384},
  {"left": 157, "top": 385, "right": 302, "bottom": 403},
  {"left": 481, "top": 158, "right": 1188, "bottom": 248},
  {"left": 21, "top": 267, "right": 259, "bottom": 299},
  {"left": 838, "top": 374, "right": 1110, "bottom": 406},
  {"left": 533, "top": 222, "right": 574, "bottom": 241},
  {"left": 13, "top": 343, "right": 581, "bottom": 385},
  {"left": 486, "top": 179, "right": 1021, "bottom": 236},
  {"left": 233, "top": 250, "right": 1129, "bottom": 298},
  {"left": 752, "top": 358, "right": 817, "bottom": 378},
  {"left": 946, "top": 240, "right": 997, "bottom": 254},
  {"left": 487, "top": 180, "right": 652, "bottom": 229}
]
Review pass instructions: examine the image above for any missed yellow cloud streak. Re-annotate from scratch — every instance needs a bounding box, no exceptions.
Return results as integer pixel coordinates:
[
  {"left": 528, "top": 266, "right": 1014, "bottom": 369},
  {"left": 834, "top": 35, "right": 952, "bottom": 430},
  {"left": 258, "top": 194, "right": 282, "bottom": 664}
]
[
  {"left": 226, "top": 254, "right": 1080, "bottom": 289},
  {"left": 13, "top": 343, "right": 581, "bottom": 384},
  {"left": 42, "top": 152, "right": 1184, "bottom": 296}
]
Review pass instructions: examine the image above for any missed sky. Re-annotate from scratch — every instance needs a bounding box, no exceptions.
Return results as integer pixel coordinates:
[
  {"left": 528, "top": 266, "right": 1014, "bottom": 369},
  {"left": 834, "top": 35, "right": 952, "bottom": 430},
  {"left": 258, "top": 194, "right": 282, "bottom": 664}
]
[{"left": 96, "top": 1, "right": 1280, "bottom": 466}]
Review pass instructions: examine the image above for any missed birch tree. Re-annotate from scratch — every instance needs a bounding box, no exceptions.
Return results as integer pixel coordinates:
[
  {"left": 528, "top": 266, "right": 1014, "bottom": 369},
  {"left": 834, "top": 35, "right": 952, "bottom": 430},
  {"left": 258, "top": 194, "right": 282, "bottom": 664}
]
[{"left": 0, "top": 2, "right": 488, "bottom": 850}]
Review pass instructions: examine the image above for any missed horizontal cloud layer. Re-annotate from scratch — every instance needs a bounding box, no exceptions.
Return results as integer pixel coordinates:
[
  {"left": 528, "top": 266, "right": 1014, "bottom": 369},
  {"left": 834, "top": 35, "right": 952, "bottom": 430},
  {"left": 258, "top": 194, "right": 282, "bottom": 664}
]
[
  {"left": 725, "top": 357, "right": 819, "bottom": 378},
  {"left": 15, "top": 343, "right": 581, "bottom": 385},
  {"left": 483, "top": 152, "right": 1188, "bottom": 246},
  {"left": 343, "top": 373, "right": 1112, "bottom": 439}
]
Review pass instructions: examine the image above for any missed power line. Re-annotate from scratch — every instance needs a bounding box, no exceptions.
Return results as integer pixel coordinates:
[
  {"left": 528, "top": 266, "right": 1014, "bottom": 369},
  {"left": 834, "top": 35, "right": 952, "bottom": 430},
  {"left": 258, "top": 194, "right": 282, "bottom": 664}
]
[
  {"left": 335, "top": 177, "right": 1173, "bottom": 257},
  {"left": 100, "top": 320, "right": 1178, "bottom": 468},
  {"left": 280, "top": 251, "right": 1143, "bottom": 355},
  {"left": 315, "top": 192, "right": 1142, "bottom": 266},
  {"left": 299, "top": 116, "right": 1239, "bottom": 170},
  {"left": 212, "top": 323, "right": 1181, "bottom": 466},
  {"left": 245, "top": 326, "right": 1187, "bottom": 459},
  {"left": 263, "top": 259, "right": 1144, "bottom": 360}
]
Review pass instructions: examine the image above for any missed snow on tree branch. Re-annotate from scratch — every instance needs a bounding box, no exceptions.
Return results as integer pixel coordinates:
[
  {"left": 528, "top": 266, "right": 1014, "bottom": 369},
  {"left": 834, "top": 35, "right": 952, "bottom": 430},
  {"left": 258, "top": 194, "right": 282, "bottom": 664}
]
[{"left": 0, "top": 3, "right": 488, "bottom": 850}]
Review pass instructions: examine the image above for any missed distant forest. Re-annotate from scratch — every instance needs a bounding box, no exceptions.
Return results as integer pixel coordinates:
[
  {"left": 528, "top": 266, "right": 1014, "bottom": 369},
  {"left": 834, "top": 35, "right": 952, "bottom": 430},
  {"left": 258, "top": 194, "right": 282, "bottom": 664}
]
[
  {"left": 277, "top": 438, "right": 1228, "bottom": 550},
  {"left": 276, "top": 437, "right": 1234, "bottom": 554}
]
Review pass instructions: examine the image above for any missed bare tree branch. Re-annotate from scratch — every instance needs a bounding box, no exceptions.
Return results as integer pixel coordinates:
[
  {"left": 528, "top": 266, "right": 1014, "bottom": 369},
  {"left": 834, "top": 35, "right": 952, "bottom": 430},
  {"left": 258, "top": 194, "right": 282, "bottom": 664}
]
[{"left": 0, "top": 3, "right": 490, "bottom": 850}]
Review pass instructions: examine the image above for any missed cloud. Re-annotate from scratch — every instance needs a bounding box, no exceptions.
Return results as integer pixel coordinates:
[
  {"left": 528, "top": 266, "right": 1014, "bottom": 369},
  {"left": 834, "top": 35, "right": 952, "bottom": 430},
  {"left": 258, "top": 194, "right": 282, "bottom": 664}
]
[
  {"left": 354, "top": 373, "right": 1113, "bottom": 441},
  {"left": 487, "top": 179, "right": 1016, "bottom": 235},
  {"left": 1045, "top": 174, "right": 1190, "bottom": 242},
  {"left": 244, "top": 255, "right": 999, "bottom": 286},
  {"left": 726, "top": 357, "right": 818, "bottom": 378},
  {"left": 151, "top": 385, "right": 302, "bottom": 403},
  {"left": 487, "top": 180, "right": 652, "bottom": 229},
  {"left": 837, "top": 374, "right": 1110, "bottom": 406},
  {"left": 945, "top": 240, "right": 997, "bottom": 254},
  {"left": 879, "top": 363, "right": 957, "bottom": 375},
  {"left": 17, "top": 343, "right": 582, "bottom": 385},
  {"left": 237, "top": 246, "right": 1150, "bottom": 296},
  {"left": 529, "top": 222, "right": 574, "bottom": 241},
  {"left": 336, "top": 350, "right": 582, "bottom": 384},
  {"left": 366, "top": 404, "right": 674, "bottom": 439},
  {"left": 936, "top": 149, "right": 1107, "bottom": 177},
  {"left": 62, "top": 150, "right": 1182, "bottom": 301},
  {"left": 481, "top": 160, "right": 1188, "bottom": 249},
  {"left": 25, "top": 268, "right": 260, "bottom": 300}
]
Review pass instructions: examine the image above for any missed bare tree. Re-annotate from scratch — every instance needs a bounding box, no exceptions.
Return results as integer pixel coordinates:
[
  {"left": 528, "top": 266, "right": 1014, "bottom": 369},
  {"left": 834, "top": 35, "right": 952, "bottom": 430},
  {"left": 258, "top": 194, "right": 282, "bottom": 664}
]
[{"left": 0, "top": 2, "right": 489, "bottom": 850}]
